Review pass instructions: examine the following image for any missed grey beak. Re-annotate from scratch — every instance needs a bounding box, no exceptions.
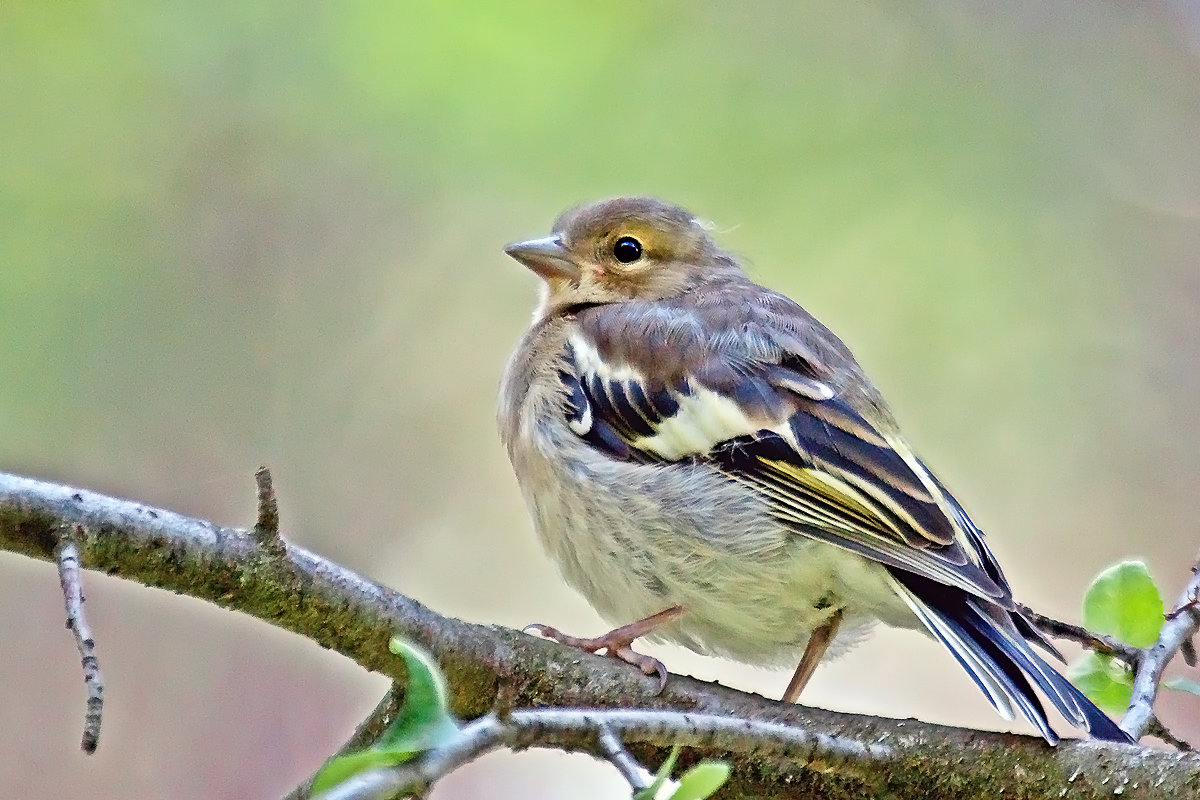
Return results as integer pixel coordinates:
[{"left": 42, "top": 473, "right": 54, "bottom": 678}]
[{"left": 503, "top": 235, "right": 581, "bottom": 282}]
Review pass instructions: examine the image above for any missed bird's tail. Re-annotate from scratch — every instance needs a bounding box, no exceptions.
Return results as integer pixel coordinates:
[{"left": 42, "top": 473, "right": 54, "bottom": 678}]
[{"left": 889, "top": 572, "right": 1132, "bottom": 744}]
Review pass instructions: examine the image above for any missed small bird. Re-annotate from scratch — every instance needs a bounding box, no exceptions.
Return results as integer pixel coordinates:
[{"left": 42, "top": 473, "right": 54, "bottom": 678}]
[{"left": 498, "top": 196, "right": 1130, "bottom": 744}]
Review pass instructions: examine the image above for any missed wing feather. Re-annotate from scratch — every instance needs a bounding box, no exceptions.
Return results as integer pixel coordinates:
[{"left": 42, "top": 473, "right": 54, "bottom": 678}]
[{"left": 561, "top": 308, "right": 1009, "bottom": 604}]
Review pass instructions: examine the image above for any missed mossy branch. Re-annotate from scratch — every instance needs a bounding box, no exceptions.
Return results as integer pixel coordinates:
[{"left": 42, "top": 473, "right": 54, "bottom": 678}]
[{"left": 1, "top": 470, "right": 1198, "bottom": 800}]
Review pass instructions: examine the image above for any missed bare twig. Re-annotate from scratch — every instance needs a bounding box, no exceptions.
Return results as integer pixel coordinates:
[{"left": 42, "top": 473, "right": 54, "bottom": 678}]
[
  {"left": 5, "top": 471, "right": 1200, "bottom": 800},
  {"left": 1018, "top": 604, "right": 1142, "bottom": 667},
  {"left": 1122, "top": 557, "right": 1200, "bottom": 740},
  {"left": 343, "top": 688, "right": 403, "bottom": 751},
  {"left": 252, "top": 465, "right": 285, "bottom": 557},
  {"left": 1146, "top": 717, "right": 1193, "bottom": 752},
  {"left": 597, "top": 724, "right": 652, "bottom": 792},
  {"left": 310, "top": 708, "right": 892, "bottom": 800},
  {"left": 55, "top": 523, "right": 103, "bottom": 753}
]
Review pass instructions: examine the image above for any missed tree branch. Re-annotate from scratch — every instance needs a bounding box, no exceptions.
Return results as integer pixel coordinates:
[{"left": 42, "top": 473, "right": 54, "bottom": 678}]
[
  {"left": 311, "top": 708, "right": 893, "bottom": 800},
  {"left": 3, "top": 470, "right": 1199, "bottom": 799}
]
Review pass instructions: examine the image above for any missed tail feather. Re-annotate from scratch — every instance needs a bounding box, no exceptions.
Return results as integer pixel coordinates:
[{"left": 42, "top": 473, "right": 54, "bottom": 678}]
[
  {"left": 890, "top": 575, "right": 1056, "bottom": 741},
  {"left": 931, "top": 473, "right": 1067, "bottom": 664},
  {"left": 889, "top": 573, "right": 1132, "bottom": 744},
  {"left": 1012, "top": 611, "right": 1067, "bottom": 663},
  {"left": 958, "top": 600, "right": 1131, "bottom": 743}
]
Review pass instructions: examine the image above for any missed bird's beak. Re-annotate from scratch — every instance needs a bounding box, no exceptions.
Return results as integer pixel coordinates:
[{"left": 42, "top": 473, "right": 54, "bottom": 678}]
[{"left": 503, "top": 236, "right": 581, "bottom": 282}]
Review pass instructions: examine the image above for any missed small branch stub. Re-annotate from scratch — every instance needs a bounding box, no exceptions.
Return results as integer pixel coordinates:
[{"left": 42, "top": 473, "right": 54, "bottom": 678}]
[
  {"left": 252, "top": 465, "right": 286, "bottom": 558},
  {"left": 1147, "top": 717, "right": 1194, "bottom": 752},
  {"left": 56, "top": 524, "right": 103, "bottom": 754}
]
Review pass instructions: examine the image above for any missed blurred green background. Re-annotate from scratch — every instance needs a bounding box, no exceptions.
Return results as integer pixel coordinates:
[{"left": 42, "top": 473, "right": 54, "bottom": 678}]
[{"left": 3, "top": 2, "right": 1199, "bottom": 797}]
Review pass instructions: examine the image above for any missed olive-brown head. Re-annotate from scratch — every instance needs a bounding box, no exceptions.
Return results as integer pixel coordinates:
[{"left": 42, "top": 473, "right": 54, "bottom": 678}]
[{"left": 504, "top": 197, "right": 741, "bottom": 316}]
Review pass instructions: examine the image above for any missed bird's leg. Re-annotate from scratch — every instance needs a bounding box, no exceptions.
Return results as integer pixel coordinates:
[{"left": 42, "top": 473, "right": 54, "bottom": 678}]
[
  {"left": 524, "top": 605, "right": 685, "bottom": 692},
  {"left": 781, "top": 608, "right": 844, "bottom": 703}
]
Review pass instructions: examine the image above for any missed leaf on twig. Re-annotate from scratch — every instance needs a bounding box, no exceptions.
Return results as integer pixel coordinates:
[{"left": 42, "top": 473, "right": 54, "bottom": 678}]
[
  {"left": 671, "top": 761, "right": 731, "bottom": 800},
  {"left": 634, "top": 744, "right": 730, "bottom": 800},
  {"left": 1082, "top": 560, "right": 1164, "bottom": 648},
  {"left": 311, "top": 637, "right": 461, "bottom": 794},
  {"left": 635, "top": 744, "right": 682, "bottom": 800},
  {"left": 1067, "top": 651, "right": 1133, "bottom": 713}
]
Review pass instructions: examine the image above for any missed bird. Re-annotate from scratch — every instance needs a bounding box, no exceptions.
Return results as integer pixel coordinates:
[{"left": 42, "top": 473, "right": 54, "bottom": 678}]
[{"left": 497, "top": 196, "right": 1131, "bottom": 744}]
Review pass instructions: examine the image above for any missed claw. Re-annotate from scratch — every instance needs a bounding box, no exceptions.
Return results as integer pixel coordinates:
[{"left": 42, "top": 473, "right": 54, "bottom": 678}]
[
  {"left": 521, "top": 606, "right": 683, "bottom": 692},
  {"left": 523, "top": 623, "right": 600, "bottom": 650},
  {"left": 612, "top": 645, "right": 670, "bottom": 693}
]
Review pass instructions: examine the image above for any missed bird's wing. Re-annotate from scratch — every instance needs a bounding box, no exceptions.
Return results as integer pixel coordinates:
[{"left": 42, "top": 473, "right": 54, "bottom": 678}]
[{"left": 563, "top": 294, "right": 1011, "bottom": 605}]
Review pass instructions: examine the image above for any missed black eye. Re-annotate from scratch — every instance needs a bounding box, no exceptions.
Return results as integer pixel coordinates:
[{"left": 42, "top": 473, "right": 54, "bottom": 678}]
[{"left": 612, "top": 236, "right": 643, "bottom": 263}]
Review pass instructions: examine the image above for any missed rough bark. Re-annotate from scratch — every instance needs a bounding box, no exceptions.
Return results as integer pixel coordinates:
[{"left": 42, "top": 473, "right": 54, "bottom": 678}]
[{"left": 2, "top": 471, "right": 1197, "bottom": 799}]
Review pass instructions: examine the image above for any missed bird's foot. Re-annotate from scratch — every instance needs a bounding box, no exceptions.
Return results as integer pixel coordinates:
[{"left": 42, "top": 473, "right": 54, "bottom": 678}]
[{"left": 524, "top": 605, "right": 684, "bottom": 692}]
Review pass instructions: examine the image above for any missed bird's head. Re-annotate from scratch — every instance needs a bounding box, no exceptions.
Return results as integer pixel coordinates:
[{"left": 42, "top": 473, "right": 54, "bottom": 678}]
[{"left": 504, "top": 197, "right": 740, "bottom": 316}]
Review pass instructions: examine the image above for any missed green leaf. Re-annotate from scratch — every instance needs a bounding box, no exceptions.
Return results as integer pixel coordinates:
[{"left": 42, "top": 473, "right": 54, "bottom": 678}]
[
  {"left": 670, "top": 761, "right": 730, "bottom": 800},
  {"left": 1082, "top": 561, "right": 1164, "bottom": 647},
  {"left": 310, "top": 637, "right": 461, "bottom": 794},
  {"left": 310, "top": 749, "right": 408, "bottom": 794},
  {"left": 375, "top": 637, "right": 461, "bottom": 753},
  {"left": 1067, "top": 651, "right": 1134, "bottom": 713},
  {"left": 634, "top": 744, "right": 682, "bottom": 800},
  {"left": 1164, "top": 677, "right": 1200, "bottom": 697}
]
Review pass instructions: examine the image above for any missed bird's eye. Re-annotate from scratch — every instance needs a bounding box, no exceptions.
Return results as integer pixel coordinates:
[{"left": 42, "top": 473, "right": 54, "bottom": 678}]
[{"left": 612, "top": 236, "right": 643, "bottom": 264}]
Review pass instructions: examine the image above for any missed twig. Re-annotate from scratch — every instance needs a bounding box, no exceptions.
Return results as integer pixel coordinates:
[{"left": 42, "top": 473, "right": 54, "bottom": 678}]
[
  {"left": 1121, "top": 557, "right": 1200, "bottom": 740},
  {"left": 1146, "top": 717, "right": 1193, "bottom": 752},
  {"left": 597, "top": 724, "right": 652, "bottom": 792},
  {"left": 252, "top": 465, "right": 285, "bottom": 557},
  {"left": 282, "top": 689, "right": 403, "bottom": 800},
  {"left": 310, "top": 708, "right": 892, "bottom": 800},
  {"left": 1017, "top": 604, "right": 1142, "bottom": 667},
  {"left": 1181, "top": 638, "right": 1196, "bottom": 667},
  {"left": 56, "top": 524, "right": 103, "bottom": 753}
]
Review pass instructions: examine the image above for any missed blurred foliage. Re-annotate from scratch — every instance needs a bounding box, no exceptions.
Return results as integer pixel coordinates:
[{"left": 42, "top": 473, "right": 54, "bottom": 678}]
[{"left": 1, "top": 2, "right": 1198, "bottom": 798}]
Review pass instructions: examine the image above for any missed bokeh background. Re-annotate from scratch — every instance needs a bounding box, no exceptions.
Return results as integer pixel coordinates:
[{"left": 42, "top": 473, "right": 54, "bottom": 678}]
[{"left": 3, "top": 2, "right": 1199, "bottom": 797}]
